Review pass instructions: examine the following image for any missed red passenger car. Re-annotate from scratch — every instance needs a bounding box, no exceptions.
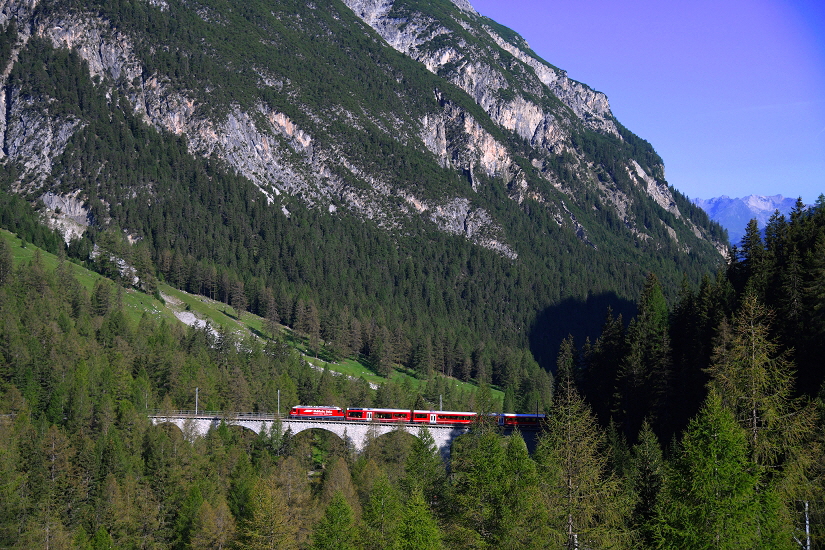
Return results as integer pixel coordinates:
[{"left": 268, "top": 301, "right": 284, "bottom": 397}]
[
  {"left": 289, "top": 405, "right": 345, "bottom": 420},
  {"left": 345, "top": 408, "right": 477, "bottom": 425},
  {"left": 429, "top": 411, "right": 476, "bottom": 425},
  {"left": 345, "top": 408, "right": 411, "bottom": 422},
  {"left": 498, "top": 413, "right": 545, "bottom": 427}
]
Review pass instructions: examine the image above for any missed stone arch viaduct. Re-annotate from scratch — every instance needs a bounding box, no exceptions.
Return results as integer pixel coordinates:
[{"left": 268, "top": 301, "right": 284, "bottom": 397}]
[{"left": 149, "top": 411, "right": 538, "bottom": 460}]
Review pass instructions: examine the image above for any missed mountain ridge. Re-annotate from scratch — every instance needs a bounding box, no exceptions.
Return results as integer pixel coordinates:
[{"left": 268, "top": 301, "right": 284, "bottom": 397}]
[
  {"left": 692, "top": 194, "right": 800, "bottom": 244},
  {"left": 0, "top": 0, "right": 727, "bottom": 369}
]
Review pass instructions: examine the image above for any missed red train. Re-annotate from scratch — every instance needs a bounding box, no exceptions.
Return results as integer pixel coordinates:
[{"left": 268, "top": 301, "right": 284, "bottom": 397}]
[
  {"left": 288, "top": 406, "right": 544, "bottom": 427},
  {"left": 288, "top": 406, "right": 345, "bottom": 419}
]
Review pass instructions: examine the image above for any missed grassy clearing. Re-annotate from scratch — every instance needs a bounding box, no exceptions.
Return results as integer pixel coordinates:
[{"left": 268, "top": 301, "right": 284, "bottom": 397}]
[{"left": 2, "top": 228, "right": 172, "bottom": 325}]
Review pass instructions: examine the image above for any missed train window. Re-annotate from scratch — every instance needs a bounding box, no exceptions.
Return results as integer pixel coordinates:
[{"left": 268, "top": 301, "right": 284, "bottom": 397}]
[
  {"left": 414, "top": 414, "right": 427, "bottom": 419},
  {"left": 394, "top": 413, "right": 405, "bottom": 418},
  {"left": 349, "top": 411, "right": 363, "bottom": 418},
  {"left": 376, "top": 413, "right": 392, "bottom": 419}
]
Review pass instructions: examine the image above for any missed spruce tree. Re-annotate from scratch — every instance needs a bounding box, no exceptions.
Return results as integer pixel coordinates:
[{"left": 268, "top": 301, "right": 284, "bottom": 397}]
[
  {"left": 0, "top": 237, "right": 12, "bottom": 286},
  {"left": 498, "top": 432, "right": 548, "bottom": 548},
  {"left": 628, "top": 420, "right": 664, "bottom": 546},
  {"left": 613, "top": 273, "right": 672, "bottom": 441},
  {"left": 402, "top": 426, "right": 446, "bottom": 507},
  {"left": 581, "top": 308, "right": 625, "bottom": 426},
  {"left": 448, "top": 430, "right": 507, "bottom": 545}
]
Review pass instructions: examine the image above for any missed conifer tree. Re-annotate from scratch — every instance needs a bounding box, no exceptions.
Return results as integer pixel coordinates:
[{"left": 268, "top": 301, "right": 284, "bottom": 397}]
[
  {"left": 581, "top": 308, "right": 625, "bottom": 425},
  {"left": 707, "top": 291, "right": 816, "bottom": 541},
  {"left": 707, "top": 292, "right": 810, "bottom": 468},
  {"left": 448, "top": 430, "right": 507, "bottom": 545},
  {"left": 402, "top": 426, "right": 446, "bottom": 507},
  {"left": 395, "top": 487, "right": 443, "bottom": 550},
  {"left": 321, "top": 456, "right": 361, "bottom": 518},
  {"left": 0, "top": 236, "right": 12, "bottom": 286},
  {"left": 361, "top": 473, "right": 402, "bottom": 550},
  {"left": 498, "top": 431, "right": 548, "bottom": 548},
  {"left": 613, "top": 273, "right": 672, "bottom": 441},
  {"left": 311, "top": 490, "right": 358, "bottom": 550},
  {"left": 536, "top": 341, "right": 630, "bottom": 549},
  {"left": 806, "top": 234, "right": 825, "bottom": 339},
  {"left": 190, "top": 499, "right": 236, "bottom": 550},
  {"left": 738, "top": 218, "right": 769, "bottom": 296},
  {"left": 240, "top": 473, "right": 298, "bottom": 550},
  {"left": 628, "top": 420, "right": 664, "bottom": 546},
  {"left": 275, "top": 456, "right": 313, "bottom": 546}
]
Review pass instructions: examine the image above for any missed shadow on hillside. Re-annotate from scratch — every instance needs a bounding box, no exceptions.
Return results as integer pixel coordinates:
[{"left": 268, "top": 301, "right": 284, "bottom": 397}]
[{"left": 529, "top": 292, "right": 636, "bottom": 372}]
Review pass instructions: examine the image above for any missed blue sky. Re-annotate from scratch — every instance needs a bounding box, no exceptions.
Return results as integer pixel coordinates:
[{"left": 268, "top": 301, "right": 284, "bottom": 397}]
[{"left": 470, "top": 0, "right": 825, "bottom": 204}]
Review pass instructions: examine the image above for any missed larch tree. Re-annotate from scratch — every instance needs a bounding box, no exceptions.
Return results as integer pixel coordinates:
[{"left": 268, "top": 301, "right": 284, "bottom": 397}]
[
  {"left": 707, "top": 292, "right": 812, "bottom": 468},
  {"left": 240, "top": 473, "right": 298, "bottom": 550},
  {"left": 320, "top": 456, "right": 361, "bottom": 518},
  {"left": 360, "top": 473, "right": 402, "bottom": 550},
  {"left": 707, "top": 291, "right": 817, "bottom": 543},
  {"left": 654, "top": 391, "right": 786, "bottom": 549},
  {"left": 536, "top": 338, "right": 631, "bottom": 549},
  {"left": 275, "top": 456, "right": 313, "bottom": 547},
  {"left": 189, "top": 498, "right": 237, "bottom": 550}
]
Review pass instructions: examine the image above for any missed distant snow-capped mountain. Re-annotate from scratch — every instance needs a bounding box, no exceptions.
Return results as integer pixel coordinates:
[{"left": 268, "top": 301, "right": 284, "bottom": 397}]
[{"left": 692, "top": 195, "right": 799, "bottom": 244}]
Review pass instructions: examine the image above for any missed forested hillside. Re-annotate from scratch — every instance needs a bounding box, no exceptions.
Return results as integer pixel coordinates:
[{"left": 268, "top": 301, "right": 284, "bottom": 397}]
[{"left": 1, "top": 199, "right": 824, "bottom": 548}]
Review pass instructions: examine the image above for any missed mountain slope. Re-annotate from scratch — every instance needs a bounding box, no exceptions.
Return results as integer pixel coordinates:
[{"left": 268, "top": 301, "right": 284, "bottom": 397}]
[{"left": 0, "top": 0, "right": 726, "bottom": 370}]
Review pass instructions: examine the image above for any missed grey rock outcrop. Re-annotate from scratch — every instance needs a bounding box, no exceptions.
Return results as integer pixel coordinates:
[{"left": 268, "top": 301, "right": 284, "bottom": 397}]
[{"left": 40, "top": 190, "right": 91, "bottom": 242}]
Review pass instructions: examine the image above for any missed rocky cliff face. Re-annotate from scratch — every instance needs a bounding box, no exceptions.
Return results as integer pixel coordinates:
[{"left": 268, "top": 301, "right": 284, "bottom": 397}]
[
  {"left": 1, "top": 0, "right": 531, "bottom": 252},
  {"left": 338, "top": 0, "right": 724, "bottom": 253},
  {"left": 0, "top": 0, "right": 725, "bottom": 266}
]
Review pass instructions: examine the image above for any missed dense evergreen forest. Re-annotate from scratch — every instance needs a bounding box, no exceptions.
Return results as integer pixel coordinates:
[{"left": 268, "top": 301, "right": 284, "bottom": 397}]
[{"left": 1, "top": 197, "right": 824, "bottom": 548}]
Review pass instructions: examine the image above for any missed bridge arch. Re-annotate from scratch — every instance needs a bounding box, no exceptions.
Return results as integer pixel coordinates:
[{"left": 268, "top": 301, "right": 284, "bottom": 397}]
[
  {"left": 285, "top": 425, "right": 350, "bottom": 457},
  {"left": 362, "top": 424, "right": 421, "bottom": 459}
]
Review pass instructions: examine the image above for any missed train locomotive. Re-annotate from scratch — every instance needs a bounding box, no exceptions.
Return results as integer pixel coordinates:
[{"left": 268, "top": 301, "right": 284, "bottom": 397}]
[{"left": 289, "top": 405, "right": 544, "bottom": 427}]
